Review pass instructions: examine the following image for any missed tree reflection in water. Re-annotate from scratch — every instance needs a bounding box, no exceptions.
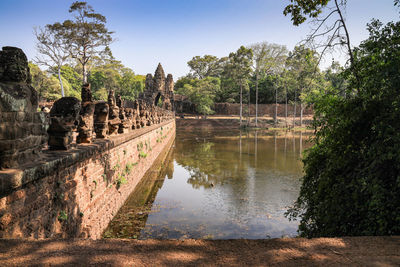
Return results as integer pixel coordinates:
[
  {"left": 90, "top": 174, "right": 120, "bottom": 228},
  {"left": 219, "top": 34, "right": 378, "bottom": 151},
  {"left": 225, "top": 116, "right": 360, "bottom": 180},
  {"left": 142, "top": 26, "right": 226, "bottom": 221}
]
[{"left": 105, "top": 128, "right": 312, "bottom": 239}]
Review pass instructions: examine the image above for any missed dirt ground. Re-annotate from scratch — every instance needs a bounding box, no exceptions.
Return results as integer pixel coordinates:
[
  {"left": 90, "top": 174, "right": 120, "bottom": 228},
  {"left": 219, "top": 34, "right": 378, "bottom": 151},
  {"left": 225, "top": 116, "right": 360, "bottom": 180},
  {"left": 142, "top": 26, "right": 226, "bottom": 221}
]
[{"left": 0, "top": 236, "right": 399, "bottom": 266}]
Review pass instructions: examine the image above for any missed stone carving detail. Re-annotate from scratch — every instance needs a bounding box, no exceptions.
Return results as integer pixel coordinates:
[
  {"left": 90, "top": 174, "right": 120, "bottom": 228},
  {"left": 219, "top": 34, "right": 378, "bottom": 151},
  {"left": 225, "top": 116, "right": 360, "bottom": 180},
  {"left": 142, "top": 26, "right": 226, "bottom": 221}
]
[
  {"left": 139, "top": 63, "right": 174, "bottom": 111},
  {"left": 164, "top": 74, "right": 174, "bottom": 110},
  {"left": 77, "top": 84, "right": 95, "bottom": 143},
  {"left": 0, "top": 46, "right": 47, "bottom": 169},
  {"left": 48, "top": 97, "right": 81, "bottom": 150},
  {"left": 107, "top": 90, "right": 120, "bottom": 135},
  {"left": 0, "top": 47, "right": 176, "bottom": 168},
  {"left": 116, "top": 95, "right": 129, "bottom": 134},
  {"left": 94, "top": 102, "right": 109, "bottom": 138},
  {"left": 81, "top": 83, "right": 92, "bottom": 102}
]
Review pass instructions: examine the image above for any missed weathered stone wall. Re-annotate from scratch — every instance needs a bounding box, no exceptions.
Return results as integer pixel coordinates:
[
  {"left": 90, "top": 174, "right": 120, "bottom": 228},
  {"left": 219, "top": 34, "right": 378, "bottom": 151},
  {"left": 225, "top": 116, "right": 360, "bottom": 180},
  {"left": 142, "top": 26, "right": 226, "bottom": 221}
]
[{"left": 0, "top": 120, "right": 175, "bottom": 239}]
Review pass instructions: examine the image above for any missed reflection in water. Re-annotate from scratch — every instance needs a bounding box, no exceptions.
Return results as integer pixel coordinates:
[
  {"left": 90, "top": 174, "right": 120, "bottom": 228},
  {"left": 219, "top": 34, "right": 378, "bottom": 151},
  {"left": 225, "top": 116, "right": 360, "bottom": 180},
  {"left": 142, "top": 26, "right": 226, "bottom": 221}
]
[{"left": 105, "top": 128, "right": 312, "bottom": 239}]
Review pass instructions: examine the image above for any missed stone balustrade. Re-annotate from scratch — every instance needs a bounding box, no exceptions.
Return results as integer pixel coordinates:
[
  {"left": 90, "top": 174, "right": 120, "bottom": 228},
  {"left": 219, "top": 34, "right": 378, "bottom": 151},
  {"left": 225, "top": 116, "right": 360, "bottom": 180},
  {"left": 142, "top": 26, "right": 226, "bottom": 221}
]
[{"left": 0, "top": 46, "right": 175, "bottom": 170}]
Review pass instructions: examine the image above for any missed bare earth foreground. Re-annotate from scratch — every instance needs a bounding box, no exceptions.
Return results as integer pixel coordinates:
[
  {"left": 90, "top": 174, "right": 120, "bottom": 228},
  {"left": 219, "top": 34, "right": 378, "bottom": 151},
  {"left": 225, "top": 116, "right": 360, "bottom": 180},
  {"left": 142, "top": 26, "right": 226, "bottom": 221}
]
[{"left": 0, "top": 237, "right": 399, "bottom": 266}]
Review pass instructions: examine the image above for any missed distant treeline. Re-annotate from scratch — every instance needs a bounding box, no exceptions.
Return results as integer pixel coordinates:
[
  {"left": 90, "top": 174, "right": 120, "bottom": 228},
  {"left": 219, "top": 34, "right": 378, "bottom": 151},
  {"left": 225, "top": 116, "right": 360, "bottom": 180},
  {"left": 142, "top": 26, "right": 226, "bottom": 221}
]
[
  {"left": 30, "top": 59, "right": 146, "bottom": 102},
  {"left": 175, "top": 43, "right": 345, "bottom": 116}
]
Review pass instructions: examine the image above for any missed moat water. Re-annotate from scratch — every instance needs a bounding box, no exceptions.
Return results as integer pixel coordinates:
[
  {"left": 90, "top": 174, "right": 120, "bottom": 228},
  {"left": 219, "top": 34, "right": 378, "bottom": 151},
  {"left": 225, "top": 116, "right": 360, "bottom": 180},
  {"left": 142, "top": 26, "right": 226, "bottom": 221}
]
[{"left": 104, "top": 128, "right": 311, "bottom": 239}]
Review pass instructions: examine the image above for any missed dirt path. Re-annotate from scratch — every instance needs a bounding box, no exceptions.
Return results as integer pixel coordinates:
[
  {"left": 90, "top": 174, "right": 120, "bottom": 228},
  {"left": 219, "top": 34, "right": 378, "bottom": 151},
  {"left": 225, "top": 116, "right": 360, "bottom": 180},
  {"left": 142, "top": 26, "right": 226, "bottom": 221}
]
[{"left": 0, "top": 236, "right": 399, "bottom": 266}]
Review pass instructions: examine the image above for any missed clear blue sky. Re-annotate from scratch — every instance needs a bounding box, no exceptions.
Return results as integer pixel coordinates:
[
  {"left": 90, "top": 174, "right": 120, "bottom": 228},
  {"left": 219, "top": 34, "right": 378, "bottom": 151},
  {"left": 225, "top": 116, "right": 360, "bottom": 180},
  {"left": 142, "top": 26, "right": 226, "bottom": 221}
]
[{"left": 0, "top": 0, "right": 398, "bottom": 78}]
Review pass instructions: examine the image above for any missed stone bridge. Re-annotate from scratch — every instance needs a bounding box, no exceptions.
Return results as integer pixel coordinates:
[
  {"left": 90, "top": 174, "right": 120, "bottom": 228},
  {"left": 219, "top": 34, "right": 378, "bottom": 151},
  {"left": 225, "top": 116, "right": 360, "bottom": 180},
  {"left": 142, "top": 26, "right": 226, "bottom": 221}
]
[{"left": 0, "top": 46, "right": 176, "bottom": 239}]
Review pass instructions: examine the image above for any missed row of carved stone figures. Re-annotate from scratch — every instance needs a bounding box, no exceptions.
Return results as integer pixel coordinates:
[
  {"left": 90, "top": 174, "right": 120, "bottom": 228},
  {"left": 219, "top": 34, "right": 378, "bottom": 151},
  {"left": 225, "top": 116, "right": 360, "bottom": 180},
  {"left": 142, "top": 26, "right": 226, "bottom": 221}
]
[
  {"left": 0, "top": 46, "right": 174, "bottom": 169},
  {"left": 47, "top": 84, "right": 174, "bottom": 150}
]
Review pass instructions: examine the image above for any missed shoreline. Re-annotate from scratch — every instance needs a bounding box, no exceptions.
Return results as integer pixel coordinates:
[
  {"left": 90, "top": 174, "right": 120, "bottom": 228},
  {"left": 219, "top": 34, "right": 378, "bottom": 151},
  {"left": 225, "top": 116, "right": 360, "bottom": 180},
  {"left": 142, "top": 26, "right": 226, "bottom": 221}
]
[{"left": 176, "top": 115, "right": 314, "bottom": 131}]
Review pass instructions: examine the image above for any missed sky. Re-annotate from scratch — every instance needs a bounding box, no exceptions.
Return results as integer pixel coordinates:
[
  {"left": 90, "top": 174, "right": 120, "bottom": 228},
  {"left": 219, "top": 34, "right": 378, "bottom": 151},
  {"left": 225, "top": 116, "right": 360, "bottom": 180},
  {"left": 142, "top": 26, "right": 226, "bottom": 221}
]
[{"left": 0, "top": 0, "right": 398, "bottom": 78}]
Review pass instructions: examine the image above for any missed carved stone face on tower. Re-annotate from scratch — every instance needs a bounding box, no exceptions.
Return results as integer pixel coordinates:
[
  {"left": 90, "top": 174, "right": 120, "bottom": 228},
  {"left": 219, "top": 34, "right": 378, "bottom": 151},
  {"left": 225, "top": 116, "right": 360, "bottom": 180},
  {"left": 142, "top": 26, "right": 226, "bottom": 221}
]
[
  {"left": 153, "top": 63, "right": 166, "bottom": 93},
  {"left": 145, "top": 74, "right": 153, "bottom": 91},
  {"left": 139, "top": 63, "right": 175, "bottom": 111},
  {"left": 166, "top": 74, "right": 174, "bottom": 94}
]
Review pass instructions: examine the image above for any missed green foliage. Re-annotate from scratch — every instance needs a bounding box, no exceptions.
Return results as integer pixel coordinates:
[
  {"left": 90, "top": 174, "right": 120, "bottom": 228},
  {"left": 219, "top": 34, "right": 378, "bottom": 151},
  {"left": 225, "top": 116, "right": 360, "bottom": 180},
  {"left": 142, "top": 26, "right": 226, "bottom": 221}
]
[
  {"left": 283, "top": 0, "right": 330, "bottom": 26},
  {"left": 226, "top": 46, "right": 253, "bottom": 87},
  {"left": 139, "top": 151, "right": 148, "bottom": 159},
  {"left": 187, "top": 55, "right": 224, "bottom": 78},
  {"left": 88, "top": 62, "right": 144, "bottom": 101},
  {"left": 287, "top": 20, "right": 400, "bottom": 237},
  {"left": 125, "top": 162, "right": 135, "bottom": 174},
  {"left": 113, "top": 163, "right": 120, "bottom": 171},
  {"left": 284, "top": 45, "right": 324, "bottom": 106},
  {"left": 58, "top": 210, "right": 68, "bottom": 222},
  {"left": 176, "top": 77, "right": 220, "bottom": 115},
  {"left": 29, "top": 63, "right": 62, "bottom": 100},
  {"left": 116, "top": 175, "right": 128, "bottom": 188}
]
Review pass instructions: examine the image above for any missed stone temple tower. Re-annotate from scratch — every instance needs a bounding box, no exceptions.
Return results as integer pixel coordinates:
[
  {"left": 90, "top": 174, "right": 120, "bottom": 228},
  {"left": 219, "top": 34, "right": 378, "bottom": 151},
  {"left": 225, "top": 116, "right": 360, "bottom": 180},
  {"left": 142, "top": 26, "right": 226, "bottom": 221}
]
[{"left": 139, "top": 63, "right": 174, "bottom": 111}]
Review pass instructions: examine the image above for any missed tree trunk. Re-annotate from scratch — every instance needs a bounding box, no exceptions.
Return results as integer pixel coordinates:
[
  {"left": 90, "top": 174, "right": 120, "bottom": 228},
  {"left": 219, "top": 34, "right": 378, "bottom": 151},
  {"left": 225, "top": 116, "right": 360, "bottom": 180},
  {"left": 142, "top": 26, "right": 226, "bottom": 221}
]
[
  {"left": 285, "top": 83, "right": 288, "bottom": 128},
  {"left": 275, "top": 86, "right": 278, "bottom": 126},
  {"left": 240, "top": 81, "right": 243, "bottom": 127},
  {"left": 247, "top": 84, "right": 250, "bottom": 126},
  {"left": 300, "top": 101, "right": 303, "bottom": 127},
  {"left": 293, "top": 88, "right": 297, "bottom": 128},
  {"left": 57, "top": 67, "right": 65, "bottom": 97},
  {"left": 82, "top": 63, "right": 87, "bottom": 84},
  {"left": 255, "top": 72, "right": 259, "bottom": 127},
  {"left": 82, "top": 47, "right": 88, "bottom": 84}
]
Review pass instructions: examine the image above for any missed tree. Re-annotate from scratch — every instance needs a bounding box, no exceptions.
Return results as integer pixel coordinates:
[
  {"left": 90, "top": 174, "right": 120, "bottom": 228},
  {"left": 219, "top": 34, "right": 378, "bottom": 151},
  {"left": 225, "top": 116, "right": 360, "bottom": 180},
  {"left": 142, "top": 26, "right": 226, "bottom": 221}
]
[
  {"left": 225, "top": 46, "right": 253, "bottom": 126},
  {"left": 118, "top": 70, "right": 145, "bottom": 101},
  {"left": 58, "top": 65, "right": 82, "bottom": 96},
  {"left": 187, "top": 55, "right": 222, "bottom": 79},
  {"left": 49, "top": 1, "right": 114, "bottom": 83},
  {"left": 287, "top": 20, "right": 400, "bottom": 237},
  {"left": 175, "top": 77, "right": 219, "bottom": 117},
  {"left": 191, "top": 77, "right": 219, "bottom": 117},
  {"left": 34, "top": 25, "right": 70, "bottom": 97},
  {"left": 283, "top": 0, "right": 358, "bottom": 84},
  {"left": 29, "top": 62, "right": 72, "bottom": 101},
  {"left": 249, "top": 42, "right": 288, "bottom": 126},
  {"left": 285, "top": 45, "right": 319, "bottom": 127}
]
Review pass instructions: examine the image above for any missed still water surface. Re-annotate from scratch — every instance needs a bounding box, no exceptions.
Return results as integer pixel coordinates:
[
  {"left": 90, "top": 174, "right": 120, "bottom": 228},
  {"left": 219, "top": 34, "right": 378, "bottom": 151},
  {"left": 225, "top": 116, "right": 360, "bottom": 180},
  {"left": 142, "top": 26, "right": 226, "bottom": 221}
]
[{"left": 104, "top": 128, "right": 311, "bottom": 239}]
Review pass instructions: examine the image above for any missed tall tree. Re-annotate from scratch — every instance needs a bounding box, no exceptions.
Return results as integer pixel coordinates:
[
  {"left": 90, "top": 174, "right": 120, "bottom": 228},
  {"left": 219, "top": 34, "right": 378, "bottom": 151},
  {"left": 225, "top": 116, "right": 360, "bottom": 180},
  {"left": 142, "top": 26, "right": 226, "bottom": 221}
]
[
  {"left": 34, "top": 25, "right": 70, "bottom": 97},
  {"left": 249, "top": 42, "right": 288, "bottom": 126},
  {"left": 286, "top": 45, "right": 319, "bottom": 127},
  {"left": 49, "top": 1, "right": 114, "bottom": 83},
  {"left": 226, "top": 46, "right": 253, "bottom": 127}
]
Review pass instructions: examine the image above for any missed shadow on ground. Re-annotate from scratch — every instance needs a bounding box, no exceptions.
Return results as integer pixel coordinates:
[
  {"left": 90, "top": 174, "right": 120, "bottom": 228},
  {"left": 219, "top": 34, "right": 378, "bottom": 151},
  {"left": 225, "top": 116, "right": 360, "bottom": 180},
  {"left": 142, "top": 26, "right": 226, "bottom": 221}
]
[{"left": 0, "top": 236, "right": 399, "bottom": 266}]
